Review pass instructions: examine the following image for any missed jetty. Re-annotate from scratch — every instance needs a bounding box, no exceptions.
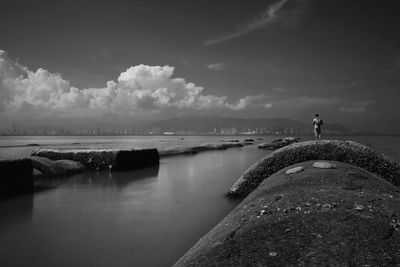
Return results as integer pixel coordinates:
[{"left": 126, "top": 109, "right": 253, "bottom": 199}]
[
  {"left": 175, "top": 140, "right": 400, "bottom": 266},
  {"left": 31, "top": 148, "right": 160, "bottom": 171}
]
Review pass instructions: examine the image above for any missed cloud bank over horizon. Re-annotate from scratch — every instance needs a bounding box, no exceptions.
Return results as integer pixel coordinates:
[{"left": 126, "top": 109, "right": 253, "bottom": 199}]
[{"left": 0, "top": 50, "right": 273, "bottom": 122}]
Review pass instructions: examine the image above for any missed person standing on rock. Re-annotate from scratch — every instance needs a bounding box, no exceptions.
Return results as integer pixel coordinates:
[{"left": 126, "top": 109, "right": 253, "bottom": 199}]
[{"left": 313, "top": 113, "right": 323, "bottom": 141}]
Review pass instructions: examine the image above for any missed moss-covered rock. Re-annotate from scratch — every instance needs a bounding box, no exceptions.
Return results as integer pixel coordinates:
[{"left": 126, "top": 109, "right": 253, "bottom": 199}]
[
  {"left": 229, "top": 140, "right": 400, "bottom": 198},
  {"left": 175, "top": 161, "right": 400, "bottom": 266}
]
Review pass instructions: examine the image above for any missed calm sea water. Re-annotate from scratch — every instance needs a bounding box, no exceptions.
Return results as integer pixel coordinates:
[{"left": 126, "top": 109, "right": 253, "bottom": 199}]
[{"left": 0, "top": 135, "right": 400, "bottom": 267}]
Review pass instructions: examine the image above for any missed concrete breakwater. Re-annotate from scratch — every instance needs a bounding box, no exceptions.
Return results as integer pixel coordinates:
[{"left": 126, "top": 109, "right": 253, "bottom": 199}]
[
  {"left": 31, "top": 141, "right": 254, "bottom": 171},
  {"left": 159, "top": 141, "right": 252, "bottom": 157},
  {"left": 228, "top": 140, "right": 400, "bottom": 198},
  {"left": 0, "top": 158, "right": 33, "bottom": 198},
  {"left": 31, "top": 148, "right": 160, "bottom": 171},
  {"left": 175, "top": 140, "right": 400, "bottom": 266},
  {"left": 175, "top": 160, "right": 400, "bottom": 266}
]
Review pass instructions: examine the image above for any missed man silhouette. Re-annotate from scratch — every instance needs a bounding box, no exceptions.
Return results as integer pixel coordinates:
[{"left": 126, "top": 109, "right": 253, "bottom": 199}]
[{"left": 313, "top": 114, "right": 323, "bottom": 141}]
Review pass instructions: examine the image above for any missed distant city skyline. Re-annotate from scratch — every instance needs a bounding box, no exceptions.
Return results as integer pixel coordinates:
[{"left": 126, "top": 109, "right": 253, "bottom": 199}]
[
  {"left": 1, "top": 0, "right": 400, "bottom": 133},
  {"left": 1, "top": 115, "right": 360, "bottom": 136}
]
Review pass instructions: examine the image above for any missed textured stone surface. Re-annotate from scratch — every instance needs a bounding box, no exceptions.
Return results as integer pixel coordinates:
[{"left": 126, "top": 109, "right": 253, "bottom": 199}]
[
  {"left": 228, "top": 140, "right": 400, "bottom": 198},
  {"left": 285, "top": 166, "right": 304, "bottom": 174},
  {"left": 175, "top": 161, "right": 400, "bottom": 266}
]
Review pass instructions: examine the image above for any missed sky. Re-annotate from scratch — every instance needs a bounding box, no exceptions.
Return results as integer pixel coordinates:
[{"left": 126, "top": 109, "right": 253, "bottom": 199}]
[{"left": 1, "top": 0, "right": 400, "bottom": 133}]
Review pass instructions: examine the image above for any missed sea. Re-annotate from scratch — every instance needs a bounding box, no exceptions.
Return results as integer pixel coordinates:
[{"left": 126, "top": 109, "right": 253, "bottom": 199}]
[{"left": 0, "top": 135, "right": 400, "bottom": 267}]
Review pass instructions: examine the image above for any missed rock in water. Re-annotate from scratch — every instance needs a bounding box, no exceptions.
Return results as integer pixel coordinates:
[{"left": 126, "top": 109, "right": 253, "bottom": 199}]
[
  {"left": 174, "top": 161, "right": 400, "bottom": 266},
  {"left": 285, "top": 166, "right": 304, "bottom": 174},
  {"left": 258, "top": 137, "right": 300, "bottom": 150},
  {"left": 54, "top": 160, "right": 86, "bottom": 175},
  {"left": 30, "top": 156, "right": 64, "bottom": 178},
  {"left": 30, "top": 156, "right": 86, "bottom": 178}
]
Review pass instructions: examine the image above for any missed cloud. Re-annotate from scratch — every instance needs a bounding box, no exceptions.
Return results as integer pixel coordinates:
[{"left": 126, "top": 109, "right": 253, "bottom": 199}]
[
  {"left": 278, "top": 96, "right": 342, "bottom": 108},
  {"left": 339, "top": 100, "right": 375, "bottom": 113},
  {"left": 203, "top": 0, "right": 308, "bottom": 46},
  {"left": 227, "top": 94, "right": 272, "bottom": 110},
  {"left": 206, "top": 62, "right": 226, "bottom": 71},
  {"left": 272, "top": 87, "right": 287, "bottom": 93},
  {"left": 0, "top": 50, "right": 271, "bottom": 120},
  {"left": 275, "top": 96, "right": 375, "bottom": 113}
]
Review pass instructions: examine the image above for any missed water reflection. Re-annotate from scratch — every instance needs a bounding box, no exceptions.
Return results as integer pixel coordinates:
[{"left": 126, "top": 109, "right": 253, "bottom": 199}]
[
  {"left": 0, "top": 194, "right": 33, "bottom": 233},
  {"left": 35, "top": 165, "right": 160, "bottom": 189}
]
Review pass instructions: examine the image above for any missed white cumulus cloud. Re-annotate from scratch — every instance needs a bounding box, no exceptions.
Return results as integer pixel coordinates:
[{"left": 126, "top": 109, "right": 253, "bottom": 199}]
[{"left": 0, "top": 50, "right": 271, "bottom": 120}]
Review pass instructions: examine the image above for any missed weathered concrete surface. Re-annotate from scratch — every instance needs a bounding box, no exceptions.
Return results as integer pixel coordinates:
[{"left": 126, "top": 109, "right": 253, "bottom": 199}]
[
  {"left": 30, "top": 156, "right": 86, "bottom": 178},
  {"left": 229, "top": 140, "right": 400, "bottom": 198},
  {"left": 0, "top": 158, "right": 33, "bottom": 198},
  {"left": 175, "top": 161, "right": 400, "bottom": 266},
  {"left": 31, "top": 148, "right": 159, "bottom": 171}
]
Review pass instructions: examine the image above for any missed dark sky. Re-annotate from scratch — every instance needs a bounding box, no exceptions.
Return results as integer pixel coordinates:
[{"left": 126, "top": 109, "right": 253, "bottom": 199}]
[{"left": 1, "top": 0, "right": 400, "bottom": 132}]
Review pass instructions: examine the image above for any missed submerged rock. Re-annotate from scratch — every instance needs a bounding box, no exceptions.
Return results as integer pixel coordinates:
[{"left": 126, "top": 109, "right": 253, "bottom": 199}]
[
  {"left": 160, "top": 142, "right": 251, "bottom": 158},
  {"left": 258, "top": 137, "right": 300, "bottom": 150},
  {"left": 229, "top": 140, "right": 400, "bottom": 198},
  {"left": 159, "top": 147, "right": 197, "bottom": 157},
  {"left": 192, "top": 142, "right": 244, "bottom": 152},
  {"left": 175, "top": 161, "right": 400, "bottom": 266}
]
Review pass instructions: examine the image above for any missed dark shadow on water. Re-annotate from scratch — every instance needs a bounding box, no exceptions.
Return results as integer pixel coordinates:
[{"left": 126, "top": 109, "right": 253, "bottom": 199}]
[{"left": 0, "top": 194, "right": 33, "bottom": 232}]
